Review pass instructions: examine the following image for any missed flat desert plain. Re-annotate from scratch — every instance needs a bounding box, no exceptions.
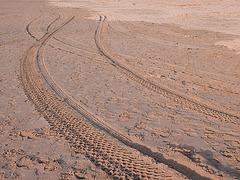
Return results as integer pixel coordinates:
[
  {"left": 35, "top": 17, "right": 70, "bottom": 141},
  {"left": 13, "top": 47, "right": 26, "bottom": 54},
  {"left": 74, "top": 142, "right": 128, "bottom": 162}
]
[{"left": 0, "top": 0, "right": 240, "bottom": 179}]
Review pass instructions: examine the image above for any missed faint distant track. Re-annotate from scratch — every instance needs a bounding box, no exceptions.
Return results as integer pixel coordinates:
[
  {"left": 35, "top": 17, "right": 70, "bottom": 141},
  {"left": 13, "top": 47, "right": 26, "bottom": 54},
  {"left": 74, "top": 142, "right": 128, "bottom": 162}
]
[
  {"left": 26, "top": 16, "right": 41, "bottom": 40},
  {"left": 27, "top": 14, "right": 102, "bottom": 61},
  {"left": 47, "top": 22, "right": 240, "bottom": 93},
  {"left": 110, "top": 22, "right": 240, "bottom": 101},
  {"left": 52, "top": 36, "right": 101, "bottom": 56},
  {"left": 46, "top": 15, "right": 60, "bottom": 32},
  {"left": 22, "top": 16, "right": 213, "bottom": 180},
  {"left": 95, "top": 16, "right": 240, "bottom": 124},
  {"left": 0, "top": 39, "right": 27, "bottom": 46},
  {"left": 26, "top": 14, "right": 60, "bottom": 40}
]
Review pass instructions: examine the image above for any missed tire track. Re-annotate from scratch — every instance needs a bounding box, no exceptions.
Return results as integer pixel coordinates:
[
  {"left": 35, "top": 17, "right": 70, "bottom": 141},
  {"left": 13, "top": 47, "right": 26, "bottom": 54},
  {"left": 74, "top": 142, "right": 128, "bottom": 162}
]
[
  {"left": 44, "top": 19, "right": 240, "bottom": 94},
  {"left": 95, "top": 16, "right": 240, "bottom": 124},
  {"left": 107, "top": 21, "right": 240, "bottom": 95},
  {"left": 0, "top": 39, "right": 27, "bottom": 46},
  {"left": 21, "top": 16, "right": 185, "bottom": 180},
  {"left": 22, "top": 16, "right": 214, "bottom": 179},
  {"left": 26, "top": 16, "right": 41, "bottom": 40},
  {"left": 36, "top": 18, "right": 132, "bottom": 145},
  {"left": 46, "top": 15, "right": 60, "bottom": 32},
  {"left": 44, "top": 20, "right": 240, "bottom": 100}
]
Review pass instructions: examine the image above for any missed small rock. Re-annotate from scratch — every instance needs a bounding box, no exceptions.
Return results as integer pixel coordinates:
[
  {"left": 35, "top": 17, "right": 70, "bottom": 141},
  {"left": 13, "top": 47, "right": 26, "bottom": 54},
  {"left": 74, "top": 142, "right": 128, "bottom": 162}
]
[
  {"left": 159, "top": 129, "right": 171, "bottom": 138},
  {"left": 16, "top": 156, "right": 32, "bottom": 167},
  {"left": 59, "top": 173, "right": 71, "bottom": 180},
  {"left": 207, "top": 168, "right": 215, "bottom": 174},
  {"left": 44, "top": 161, "right": 58, "bottom": 171},
  {"left": 235, "top": 155, "right": 240, "bottom": 162},
  {"left": 4, "top": 171, "right": 19, "bottom": 179},
  {"left": 3, "top": 149, "right": 17, "bottom": 157},
  {"left": 183, "top": 148, "right": 192, "bottom": 153},
  {"left": 199, "top": 162, "right": 206, "bottom": 167},
  {"left": 118, "top": 116, "right": 130, "bottom": 122},
  {"left": 35, "top": 168, "right": 39, "bottom": 175},
  {"left": 55, "top": 158, "right": 66, "bottom": 165},
  {"left": 0, "top": 169, "right": 4, "bottom": 174},
  {"left": 37, "top": 157, "right": 48, "bottom": 164},
  {"left": 8, "top": 131, "right": 20, "bottom": 139},
  {"left": 20, "top": 130, "right": 36, "bottom": 139},
  {"left": 227, "top": 147, "right": 236, "bottom": 150},
  {"left": 181, "top": 81, "right": 187, "bottom": 85},
  {"left": 74, "top": 171, "right": 86, "bottom": 179},
  {"left": 220, "top": 151, "right": 232, "bottom": 158}
]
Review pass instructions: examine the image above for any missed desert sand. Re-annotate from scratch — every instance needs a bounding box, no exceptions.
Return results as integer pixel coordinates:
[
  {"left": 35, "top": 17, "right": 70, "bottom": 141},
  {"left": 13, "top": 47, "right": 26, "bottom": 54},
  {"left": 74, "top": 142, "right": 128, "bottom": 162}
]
[{"left": 0, "top": 0, "right": 239, "bottom": 179}]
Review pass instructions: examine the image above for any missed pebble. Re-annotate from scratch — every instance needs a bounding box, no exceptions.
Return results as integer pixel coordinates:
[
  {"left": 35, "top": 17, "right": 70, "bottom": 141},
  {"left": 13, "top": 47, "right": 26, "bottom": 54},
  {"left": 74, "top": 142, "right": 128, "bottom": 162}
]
[{"left": 16, "top": 156, "right": 32, "bottom": 167}]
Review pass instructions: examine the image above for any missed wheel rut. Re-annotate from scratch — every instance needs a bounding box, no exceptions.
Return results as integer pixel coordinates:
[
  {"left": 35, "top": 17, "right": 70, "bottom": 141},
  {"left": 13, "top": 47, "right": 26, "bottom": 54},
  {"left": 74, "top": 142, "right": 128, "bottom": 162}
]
[
  {"left": 22, "top": 16, "right": 188, "bottom": 180},
  {"left": 22, "top": 15, "right": 218, "bottom": 179},
  {"left": 95, "top": 16, "right": 240, "bottom": 124}
]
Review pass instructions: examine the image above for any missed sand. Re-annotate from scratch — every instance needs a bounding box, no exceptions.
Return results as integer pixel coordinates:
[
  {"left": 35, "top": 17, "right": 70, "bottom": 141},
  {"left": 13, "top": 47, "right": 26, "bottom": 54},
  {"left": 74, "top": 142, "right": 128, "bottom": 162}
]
[{"left": 0, "top": 0, "right": 239, "bottom": 179}]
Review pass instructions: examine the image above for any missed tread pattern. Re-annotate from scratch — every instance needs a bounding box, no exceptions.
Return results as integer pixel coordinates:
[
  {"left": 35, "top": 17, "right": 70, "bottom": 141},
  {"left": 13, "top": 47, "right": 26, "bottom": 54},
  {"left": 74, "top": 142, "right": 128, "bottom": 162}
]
[
  {"left": 95, "top": 16, "right": 240, "bottom": 124},
  {"left": 21, "top": 16, "right": 177, "bottom": 180}
]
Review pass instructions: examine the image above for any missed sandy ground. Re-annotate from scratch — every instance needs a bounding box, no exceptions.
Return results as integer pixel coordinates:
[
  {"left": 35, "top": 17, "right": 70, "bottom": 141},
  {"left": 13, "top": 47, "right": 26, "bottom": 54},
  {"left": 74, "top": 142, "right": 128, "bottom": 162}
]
[{"left": 0, "top": 0, "right": 240, "bottom": 179}]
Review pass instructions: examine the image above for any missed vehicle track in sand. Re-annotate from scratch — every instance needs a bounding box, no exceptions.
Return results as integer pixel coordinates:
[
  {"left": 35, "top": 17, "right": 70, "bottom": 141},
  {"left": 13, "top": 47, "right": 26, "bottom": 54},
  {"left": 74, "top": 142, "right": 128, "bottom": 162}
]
[
  {"left": 107, "top": 22, "right": 240, "bottom": 84},
  {"left": 107, "top": 20, "right": 240, "bottom": 81},
  {"left": 95, "top": 16, "right": 240, "bottom": 125},
  {"left": 26, "top": 15, "right": 239, "bottom": 177},
  {"left": 22, "top": 16, "right": 172, "bottom": 180},
  {"left": 48, "top": 23, "right": 240, "bottom": 99},
  {"left": 42, "top": 21, "right": 240, "bottom": 114},
  {"left": 21, "top": 15, "right": 216, "bottom": 179},
  {"left": 42, "top": 15, "right": 239, "bottom": 113},
  {"left": 26, "top": 14, "right": 104, "bottom": 62},
  {"left": 26, "top": 15, "right": 131, "bottom": 144}
]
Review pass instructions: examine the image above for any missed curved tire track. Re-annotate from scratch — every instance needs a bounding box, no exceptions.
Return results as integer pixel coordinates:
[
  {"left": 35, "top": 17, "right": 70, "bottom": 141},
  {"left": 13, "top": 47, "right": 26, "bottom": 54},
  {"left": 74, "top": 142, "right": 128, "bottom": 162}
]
[
  {"left": 23, "top": 16, "right": 217, "bottom": 179},
  {"left": 26, "top": 15, "right": 133, "bottom": 143},
  {"left": 22, "top": 16, "right": 185, "bottom": 180},
  {"left": 95, "top": 16, "right": 240, "bottom": 124}
]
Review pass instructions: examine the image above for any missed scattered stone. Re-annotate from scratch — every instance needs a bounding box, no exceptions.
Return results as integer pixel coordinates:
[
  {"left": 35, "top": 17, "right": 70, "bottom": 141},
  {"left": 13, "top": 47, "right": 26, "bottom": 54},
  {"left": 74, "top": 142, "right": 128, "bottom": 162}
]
[
  {"left": 35, "top": 168, "right": 39, "bottom": 175},
  {"left": 118, "top": 116, "right": 130, "bottom": 122},
  {"left": 16, "top": 156, "right": 32, "bottom": 167},
  {"left": 181, "top": 80, "right": 186, "bottom": 85},
  {"left": 186, "top": 132, "right": 198, "bottom": 137},
  {"left": 159, "top": 129, "right": 171, "bottom": 138},
  {"left": 4, "top": 171, "right": 19, "bottom": 179},
  {"left": 235, "top": 155, "right": 240, "bottom": 162},
  {"left": 182, "top": 148, "right": 192, "bottom": 153},
  {"left": 3, "top": 149, "right": 17, "bottom": 157},
  {"left": 8, "top": 131, "right": 20, "bottom": 139},
  {"left": 2, "top": 162, "right": 15, "bottom": 169},
  {"left": 118, "top": 112, "right": 131, "bottom": 122},
  {"left": 55, "top": 158, "right": 66, "bottom": 165},
  {"left": 74, "top": 171, "right": 86, "bottom": 179},
  {"left": 59, "top": 171, "right": 74, "bottom": 180},
  {"left": 44, "top": 161, "right": 58, "bottom": 171},
  {"left": 220, "top": 150, "right": 232, "bottom": 158},
  {"left": 17, "top": 149, "right": 26, "bottom": 155},
  {"left": 20, "top": 129, "right": 36, "bottom": 139},
  {"left": 37, "top": 157, "right": 48, "bottom": 164}
]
